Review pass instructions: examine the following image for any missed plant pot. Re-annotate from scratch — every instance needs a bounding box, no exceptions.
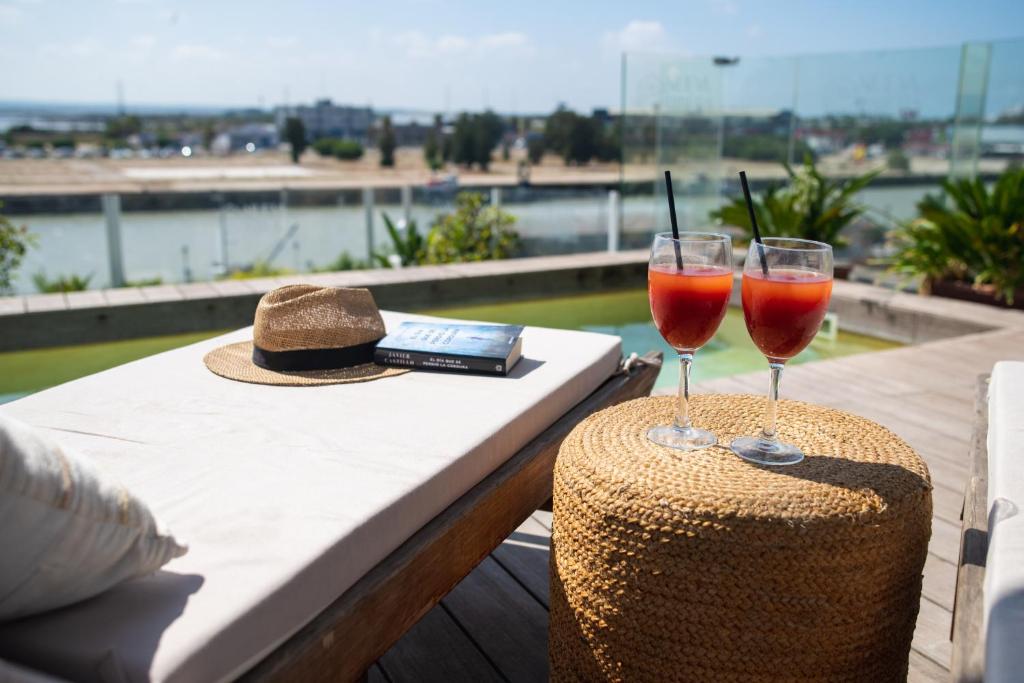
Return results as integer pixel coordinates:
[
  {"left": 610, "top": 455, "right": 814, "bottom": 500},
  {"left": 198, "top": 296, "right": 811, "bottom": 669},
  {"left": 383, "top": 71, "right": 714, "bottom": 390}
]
[{"left": 928, "top": 279, "right": 1024, "bottom": 310}]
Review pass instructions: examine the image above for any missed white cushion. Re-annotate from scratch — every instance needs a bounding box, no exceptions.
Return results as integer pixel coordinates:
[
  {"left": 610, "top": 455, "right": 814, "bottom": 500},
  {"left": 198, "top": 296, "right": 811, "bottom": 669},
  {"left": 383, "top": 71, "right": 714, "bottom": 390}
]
[
  {"left": 0, "top": 312, "right": 621, "bottom": 682},
  {"left": 985, "top": 361, "right": 1024, "bottom": 683},
  {"left": 0, "top": 413, "right": 187, "bottom": 621}
]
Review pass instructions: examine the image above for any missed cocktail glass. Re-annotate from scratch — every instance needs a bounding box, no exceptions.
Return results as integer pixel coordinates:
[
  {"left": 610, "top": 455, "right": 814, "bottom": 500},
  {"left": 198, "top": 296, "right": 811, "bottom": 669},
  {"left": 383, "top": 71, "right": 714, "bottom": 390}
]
[
  {"left": 647, "top": 232, "right": 734, "bottom": 450},
  {"left": 730, "top": 237, "right": 834, "bottom": 466}
]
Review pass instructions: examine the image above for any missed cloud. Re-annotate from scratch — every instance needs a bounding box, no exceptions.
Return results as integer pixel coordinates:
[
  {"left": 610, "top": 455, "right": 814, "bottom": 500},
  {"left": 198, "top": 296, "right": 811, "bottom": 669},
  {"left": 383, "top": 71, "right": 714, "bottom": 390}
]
[
  {"left": 267, "top": 36, "right": 297, "bottom": 49},
  {"left": 479, "top": 31, "right": 529, "bottom": 50},
  {"left": 40, "top": 38, "right": 101, "bottom": 57},
  {"left": 436, "top": 34, "right": 471, "bottom": 54},
  {"left": 605, "top": 20, "right": 668, "bottom": 52},
  {"left": 171, "top": 44, "right": 225, "bottom": 61},
  {"left": 709, "top": 0, "right": 738, "bottom": 15},
  {"left": 0, "top": 3, "right": 25, "bottom": 24},
  {"left": 129, "top": 34, "right": 157, "bottom": 49},
  {"left": 389, "top": 29, "right": 531, "bottom": 58}
]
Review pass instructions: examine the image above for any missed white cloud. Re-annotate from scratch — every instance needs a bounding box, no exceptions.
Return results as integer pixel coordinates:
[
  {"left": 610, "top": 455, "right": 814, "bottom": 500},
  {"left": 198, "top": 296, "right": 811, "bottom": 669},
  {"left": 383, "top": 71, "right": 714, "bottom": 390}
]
[
  {"left": 40, "top": 37, "right": 101, "bottom": 57},
  {"left": 0, "top": 3, "right": 25, "bottom": 23},
  {"left": 436, "top": 34, "right": 470, "bottom": 54},
  {"left": 171, "top": 44, "right": 225, "bottom": 61},
  {"left": 605, "top": 20, "right": 668, "bottom": 53},
  {"left": 709, "top": 0, "right": 738, "bottom": 15},
  {"left": 129, "top": 34, "right": 157, "bottom": 49},
  {"left": 267, "top": 36, "right": 297, "bottom": 49},
  {"left": 480, "top": 31, "right": 529, "bottom": 50}
]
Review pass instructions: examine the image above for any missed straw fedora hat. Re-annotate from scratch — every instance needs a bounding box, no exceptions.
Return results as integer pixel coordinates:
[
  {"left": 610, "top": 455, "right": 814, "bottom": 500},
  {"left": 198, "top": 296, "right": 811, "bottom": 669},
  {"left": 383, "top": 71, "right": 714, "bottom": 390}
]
[{"left": 203, "top": 284, "right": 408, "bottom": 386}]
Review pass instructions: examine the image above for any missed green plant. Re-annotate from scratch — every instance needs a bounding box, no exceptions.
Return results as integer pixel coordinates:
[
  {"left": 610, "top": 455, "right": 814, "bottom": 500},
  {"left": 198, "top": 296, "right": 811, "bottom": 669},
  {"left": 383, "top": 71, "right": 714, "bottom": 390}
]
[
  {"left": 527, "top": 135, "right": 544, "bottom": 164},
  {"left": 451, "top": 111, "right": 503, "bottom": 171},
  {"left": 889, "top": 167, "right": 1024, "bottom": 304},
  {"left": 379, "top": 116, "right": 396, "bottom": 168},
  {"left": 711, "top": 155, "right": 880, "bottom": 248},
  {"left": 315, "top": 251, "right": 368, "bottom": 272},
  {"left": 423, "top": 127, "right": 442, "bottom": 170},
  {"left": 219, "top": 261, "right": 293, "bottom": 280},
  {"left": 424, "top": 192, "right": 519, "bottom": 264},
  {"left": 313, "top": 137, "right": 364, "bottom": 160},
  {"left": 284, "top": 117, "right": 307, "bottom": 163},
  {"left": 0, "top": 206, "right": 35, "bottom": 294},
  {"left": 124, "top": 276, "right": 163, "bottom": 287},
  {"left": 33, "top": 272, "right": 92, "bottom": 293},
  {"left": 374, "top": 213, "right": 426, "bottom": 267}
]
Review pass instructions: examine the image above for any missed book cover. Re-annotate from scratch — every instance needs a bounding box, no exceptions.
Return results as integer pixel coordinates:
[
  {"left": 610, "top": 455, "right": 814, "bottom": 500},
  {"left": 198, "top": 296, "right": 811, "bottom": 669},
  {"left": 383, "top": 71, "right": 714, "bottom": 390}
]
[{"left": 374, "top": 322, "right": 524, "bottom": 376}]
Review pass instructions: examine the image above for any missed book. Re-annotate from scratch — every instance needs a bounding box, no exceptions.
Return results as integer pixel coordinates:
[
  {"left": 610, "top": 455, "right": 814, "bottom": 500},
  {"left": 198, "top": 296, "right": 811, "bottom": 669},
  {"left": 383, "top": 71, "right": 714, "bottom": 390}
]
[{"left": 374, "top": 322, "right": 524, "bottom": 376}]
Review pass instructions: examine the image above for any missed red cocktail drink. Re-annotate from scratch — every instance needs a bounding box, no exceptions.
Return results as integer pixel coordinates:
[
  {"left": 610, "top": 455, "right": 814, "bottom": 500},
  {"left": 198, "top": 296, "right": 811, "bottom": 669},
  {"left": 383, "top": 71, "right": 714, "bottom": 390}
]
[
  {"left": 649, "top": 264, "right": 733, "bottom": 352},
  {"left": 742, "top": 268, "right": 833, "bottom": 362}
]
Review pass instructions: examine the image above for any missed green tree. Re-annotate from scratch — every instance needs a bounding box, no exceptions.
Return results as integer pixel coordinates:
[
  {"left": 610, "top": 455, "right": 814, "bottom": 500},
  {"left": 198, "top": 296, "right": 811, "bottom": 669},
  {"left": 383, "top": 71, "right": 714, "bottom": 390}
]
[
  {"left": 284, "top": 117, "right": 307, "bottom": 163},
  {"left": 104, "top": 115, "right": 141, "bottom": 142},
  {"left": 527, "top": 135, "right": 544, "bottom": 164},
  {"left": 474, "top": 111, "right": 502, "bottom": 171},
  {"left": 424, "top": 117, "right": 442, "bottom": 171},
  {"left": 379, "top": 116, "right": 396, "bottom": 168},
  {"left": 0, "top": 205, "right": 35, "bottom": 294},
  {"left": 544, "top": 106, "right": 575, "bottom": 159},
  {"left": 424, "top": 192, "right": 519, "bottom": 263},
  {"left": 374, "top": 213, "right": 426, "bottom": 267}
]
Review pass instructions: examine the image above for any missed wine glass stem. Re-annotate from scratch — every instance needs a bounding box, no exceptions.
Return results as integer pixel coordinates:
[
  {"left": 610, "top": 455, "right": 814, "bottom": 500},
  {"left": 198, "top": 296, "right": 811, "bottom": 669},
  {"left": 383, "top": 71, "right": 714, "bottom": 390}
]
[
  {"left": 675, "top": 352, "right": 694, "bottom": 430},
  {"left": 762, "top": 362, "right": 784, "bottom": 442}
]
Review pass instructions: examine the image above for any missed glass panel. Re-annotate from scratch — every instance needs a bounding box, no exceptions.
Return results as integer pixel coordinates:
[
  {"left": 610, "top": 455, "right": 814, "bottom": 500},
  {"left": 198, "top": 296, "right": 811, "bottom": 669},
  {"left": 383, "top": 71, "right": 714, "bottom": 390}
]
[{"left": 950, "top": 42, "right": 993, "bottom": 179}]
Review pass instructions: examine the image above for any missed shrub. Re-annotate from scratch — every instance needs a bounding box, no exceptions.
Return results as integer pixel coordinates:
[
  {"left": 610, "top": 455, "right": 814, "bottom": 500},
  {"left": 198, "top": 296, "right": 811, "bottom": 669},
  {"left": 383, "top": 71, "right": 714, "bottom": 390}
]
[
  {"left": 317, "top": 251, "right": 368, "bottom": 272},
  {"left": 313, "top": 138, "right": 364, "bottom": 160},
  {"left": 374, "top": 213, "right": 425, "bottom": 267},
  {"left": 711, "top": 154, "right": 880, "bottom": 248},
  {"left": 219, "top": 261, "right": 293, "bottom": 280},
  {"left": 888, "top": 149, "right": 911, "bottom": 172},
  {"left": 33, "top": 272, "right": 91, "bottom": 293},
  {"left": 424, "top": 192, "right": 519, "bottom": 264},
  {"left": 0, "top": 205, "right": 35, "bottom": 294},
  {"left": 527, "top": 136, "right": 544, "bottom": 164},
  {"left": 889, "top": 167, "right": 1024, "bottom": 304}
]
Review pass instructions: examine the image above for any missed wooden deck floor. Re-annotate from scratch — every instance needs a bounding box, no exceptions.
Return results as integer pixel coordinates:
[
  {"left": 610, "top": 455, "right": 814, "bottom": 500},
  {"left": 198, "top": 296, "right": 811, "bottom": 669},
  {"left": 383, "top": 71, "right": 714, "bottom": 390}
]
[{"left": 370, "top": 328, "right": 1024, "bottom": 682}]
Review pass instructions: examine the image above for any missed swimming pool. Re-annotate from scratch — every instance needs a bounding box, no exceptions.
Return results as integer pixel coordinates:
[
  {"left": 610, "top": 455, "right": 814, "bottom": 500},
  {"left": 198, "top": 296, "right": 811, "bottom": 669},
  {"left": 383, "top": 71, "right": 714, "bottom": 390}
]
[
  {"left": 0, "top": 288, "right": 898, "bottom": 402},
  {"left": 424, "top": 289, "right": 900, "bottom": 390}
]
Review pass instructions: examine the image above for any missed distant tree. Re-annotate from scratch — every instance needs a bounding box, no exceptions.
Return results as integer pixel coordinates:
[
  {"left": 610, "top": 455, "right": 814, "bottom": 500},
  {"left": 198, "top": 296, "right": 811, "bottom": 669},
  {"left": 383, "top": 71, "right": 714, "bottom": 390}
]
[
  {"left": 202, "top": 122, "right": 216, "bottom": 150},
  {"left": 284, "top": 117, "right": 307, "bottom": 163},
  {"left": 450, "top": 111, "right": 503, "bottom": 171},
  {"left": 104, "top": 115, "right": 141, "bottom": 142},
  {"left": 543, "top": 106, "right": 576, "bottom": 159},
  {"left": 0, "top": 204, "right": 35, "bottom": 295},
  {"left": 595, "top": 124, "right": 620, "bottom": 163},
  {"left": 379, "top": 116, "right": 396, "bottom": 168},
  {"left": 527, "top": 135, "right": 545, "bottom": 164},
  {"left": 424, "top": 115, "right": 442, "bottom": 170}
]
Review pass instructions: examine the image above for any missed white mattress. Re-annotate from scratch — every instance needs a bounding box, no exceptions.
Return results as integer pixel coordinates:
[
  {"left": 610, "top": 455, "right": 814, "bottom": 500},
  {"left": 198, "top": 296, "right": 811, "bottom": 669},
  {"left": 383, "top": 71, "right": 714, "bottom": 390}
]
[
  {"left": 0, "top": 311, "right": 621, "bottom": 683},
  {"left": 985, "top": 361, "right": 1024, "bottom": 683}
]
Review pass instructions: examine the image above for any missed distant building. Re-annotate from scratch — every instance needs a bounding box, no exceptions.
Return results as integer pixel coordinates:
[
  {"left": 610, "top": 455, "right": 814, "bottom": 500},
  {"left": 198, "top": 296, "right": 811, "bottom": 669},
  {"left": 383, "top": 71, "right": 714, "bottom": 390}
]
[
  {"left": 275, "top": 100, "right": 374, "bottom": 142},
  {"left": 210, "top": 123, "right": 279, "bottom": 154}
]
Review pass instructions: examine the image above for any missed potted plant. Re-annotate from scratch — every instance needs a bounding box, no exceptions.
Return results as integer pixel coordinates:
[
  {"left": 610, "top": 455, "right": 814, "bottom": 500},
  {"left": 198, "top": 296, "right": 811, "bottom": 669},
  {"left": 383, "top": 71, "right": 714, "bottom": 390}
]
[
  {"left": 711, "top": 155, "right": 880, "bottom": 278},
  {"left": 889, "top": 166, "right": 1024, "bottom": 308}
]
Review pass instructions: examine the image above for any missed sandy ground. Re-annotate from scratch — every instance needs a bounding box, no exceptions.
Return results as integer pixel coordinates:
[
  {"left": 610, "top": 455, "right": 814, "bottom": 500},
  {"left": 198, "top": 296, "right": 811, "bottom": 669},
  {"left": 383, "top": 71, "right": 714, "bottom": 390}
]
[{"left": 0, "top": 147, "right": 1008, "bottom": 196}]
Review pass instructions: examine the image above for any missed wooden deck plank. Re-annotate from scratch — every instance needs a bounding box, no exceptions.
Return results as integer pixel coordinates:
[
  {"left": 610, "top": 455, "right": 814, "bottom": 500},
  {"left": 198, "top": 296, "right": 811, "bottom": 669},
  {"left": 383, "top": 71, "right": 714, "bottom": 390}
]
[
  {"left": 912, "top": 597, "right": 954, "bottom": 672},
  {"left": 923, "top": 553, "right": 957, "bottom": 612},
  {"left": 377, "top": 604, "right": 501, "bottom": 683},
  {"left": 441, "top": 556, "right": 550, "bottom": 683},
  {"left": 490, "top": 517, "right": 551, "bottom": 609},
  {"left": 910, "top": 649, "right": 954, "bottom": 683}
]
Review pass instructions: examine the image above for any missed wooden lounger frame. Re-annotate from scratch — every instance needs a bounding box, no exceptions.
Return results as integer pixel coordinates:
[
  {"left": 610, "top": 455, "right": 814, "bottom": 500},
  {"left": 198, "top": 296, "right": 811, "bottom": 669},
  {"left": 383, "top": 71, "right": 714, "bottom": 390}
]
[
  {"left": 950, "top": 375, "right": 989, "bottom": 683},
  {"left": 240, "top": 351, "right": 663, "bottom": 682}
]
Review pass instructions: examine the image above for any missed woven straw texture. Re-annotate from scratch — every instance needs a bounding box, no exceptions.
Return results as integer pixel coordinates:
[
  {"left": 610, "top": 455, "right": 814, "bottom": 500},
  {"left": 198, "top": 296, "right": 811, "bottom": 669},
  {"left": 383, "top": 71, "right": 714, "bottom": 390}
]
[
  {"left": 549, "top": 394, "right": 932, "bottom": 683},
  {"left": 204, "top": 285, "right": 407, "bottom": 385}
]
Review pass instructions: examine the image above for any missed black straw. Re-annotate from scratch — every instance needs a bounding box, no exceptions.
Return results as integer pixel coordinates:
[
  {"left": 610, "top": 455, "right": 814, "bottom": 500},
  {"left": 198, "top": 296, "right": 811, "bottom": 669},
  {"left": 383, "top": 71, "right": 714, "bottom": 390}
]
[
  {"left": 739, "top": 171, "right": 769, "bottom": 276},
  {"left": 663, "top": 170, "right": 684, "bottom": 270}
]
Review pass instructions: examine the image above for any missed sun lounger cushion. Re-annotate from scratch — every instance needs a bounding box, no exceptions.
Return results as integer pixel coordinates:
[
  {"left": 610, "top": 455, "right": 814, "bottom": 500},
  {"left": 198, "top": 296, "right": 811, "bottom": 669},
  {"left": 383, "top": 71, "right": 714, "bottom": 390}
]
[
  {"left": 985, "top": 360, "right": 1024, "bottom": 683},
  {"left": 0, "top": 413, "right": 187, "bottom": 620},
  {"left": 0, "top": 311, "right": 621, "bottom": 683}
]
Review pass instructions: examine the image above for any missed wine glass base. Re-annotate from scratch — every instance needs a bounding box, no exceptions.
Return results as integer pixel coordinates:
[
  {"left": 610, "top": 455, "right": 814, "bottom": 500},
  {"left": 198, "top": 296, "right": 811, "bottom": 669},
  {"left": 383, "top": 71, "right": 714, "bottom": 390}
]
[
  {"left": 647, "top": 425, "right": 717, "bottom": 451},
  {"left": 730, "top": 436, "right": 804, "bottom": 466}
]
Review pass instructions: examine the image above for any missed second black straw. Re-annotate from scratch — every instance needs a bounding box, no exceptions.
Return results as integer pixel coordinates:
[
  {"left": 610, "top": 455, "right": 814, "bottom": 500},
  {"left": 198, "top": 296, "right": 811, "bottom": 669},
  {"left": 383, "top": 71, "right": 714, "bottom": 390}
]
[
  {"left": 663, "top": 170, "right": 684, "bottom": 270},
  {"left": 739, "top": 171, "right": 769, "bottom": 276}
]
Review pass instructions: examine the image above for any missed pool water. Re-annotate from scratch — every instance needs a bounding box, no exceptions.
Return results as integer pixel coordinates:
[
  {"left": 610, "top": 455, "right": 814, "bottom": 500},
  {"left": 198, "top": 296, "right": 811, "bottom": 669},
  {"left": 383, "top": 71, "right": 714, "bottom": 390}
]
[
  {"left": 0, "top": 288, "right": 899, "bottom": 402},
  {"left": 424, "top": 289, "right": 900, "bottom": 390}
]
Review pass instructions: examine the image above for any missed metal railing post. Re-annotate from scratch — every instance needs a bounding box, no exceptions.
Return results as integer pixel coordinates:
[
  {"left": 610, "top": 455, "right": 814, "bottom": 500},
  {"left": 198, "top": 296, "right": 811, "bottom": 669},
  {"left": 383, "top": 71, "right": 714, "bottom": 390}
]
[
  {"left": 401, "top": 185, "right": 412, "bottom": 226},
  {"left": 607, "top": 189, "right": 620, "bottom": 253},
  {"left": 101, "top": 193, "right": 126, "bottom": 287},
  {"left": 363, "top": 187, "right": 375, "bottom": 262},
  {"left": 490, "top": 186, "right": 502, "bottom": 209}
]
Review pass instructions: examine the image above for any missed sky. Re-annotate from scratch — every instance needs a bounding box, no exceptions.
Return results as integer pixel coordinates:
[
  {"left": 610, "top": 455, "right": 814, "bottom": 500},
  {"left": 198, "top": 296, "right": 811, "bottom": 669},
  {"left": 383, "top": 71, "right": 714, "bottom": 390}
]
[{"left": 1, "top": 0, "right": 1023, "bottom": 114}]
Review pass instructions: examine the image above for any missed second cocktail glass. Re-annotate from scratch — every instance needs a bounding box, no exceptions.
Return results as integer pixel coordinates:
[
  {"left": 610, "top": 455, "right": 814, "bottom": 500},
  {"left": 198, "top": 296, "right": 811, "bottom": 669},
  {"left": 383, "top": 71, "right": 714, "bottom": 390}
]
[
  {"left": 647, "top": 232, "right": 733, "bottom": 450},
  {"left": 730, "top": 237, "right": 834, "bottom": 466}
]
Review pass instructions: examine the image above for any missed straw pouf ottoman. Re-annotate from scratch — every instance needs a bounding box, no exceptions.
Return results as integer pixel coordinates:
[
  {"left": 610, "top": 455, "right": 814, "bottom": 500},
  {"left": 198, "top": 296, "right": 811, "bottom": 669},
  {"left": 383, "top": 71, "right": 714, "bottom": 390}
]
[{"left": 549, "top": 395, "right": 932, "bottom": 682}]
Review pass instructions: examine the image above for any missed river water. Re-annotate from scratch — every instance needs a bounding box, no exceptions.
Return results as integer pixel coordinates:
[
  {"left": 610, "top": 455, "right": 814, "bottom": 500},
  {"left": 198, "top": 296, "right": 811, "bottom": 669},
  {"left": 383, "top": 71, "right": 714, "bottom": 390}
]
[{"left": 8, "top": 184, "right": 933, "bottom": 294}]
